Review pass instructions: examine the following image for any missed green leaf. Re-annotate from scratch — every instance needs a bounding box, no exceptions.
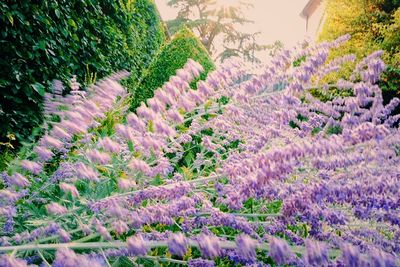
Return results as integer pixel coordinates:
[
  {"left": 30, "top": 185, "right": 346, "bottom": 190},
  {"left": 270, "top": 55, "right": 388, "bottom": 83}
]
[
  {"left": 31, "top": 83, "right": 45, "bottom": 96},
  {"left": 55, "top": 9, "right": 61, "bottom": 18},
  {"left": 7, "top": 14, "right": 14, "bottom": 26},
  {"left": 68, "top": 18, "right": 77, "bottom": 29}
]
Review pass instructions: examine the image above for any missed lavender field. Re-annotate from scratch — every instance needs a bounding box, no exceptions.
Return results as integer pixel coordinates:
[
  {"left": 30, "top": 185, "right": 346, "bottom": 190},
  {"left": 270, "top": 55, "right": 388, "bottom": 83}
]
[{"left": 0, "top": 32, "right": 399, "bottom": 266}]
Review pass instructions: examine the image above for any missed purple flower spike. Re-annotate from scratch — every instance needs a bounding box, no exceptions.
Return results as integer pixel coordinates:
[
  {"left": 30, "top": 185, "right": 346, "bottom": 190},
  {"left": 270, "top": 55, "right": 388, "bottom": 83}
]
[
  {"left": 369, "top": 249, "right": 397, "bottom": 267},
  {"left": 235, "top": 234, "right": 258, "bottom": 260},
  {"left": 268, "top": 236, "right": 295, "bottom": 265},
  {"left": 20, "top": 160, "right": 42, "bottom": 175},
  {"left": 0, "top": 254, "right": 30, "bottom": 267},
  {"left": 59, "top": 183, "right": 80, "bottom": 197},
  {"left": 304, "top": 239, "right": 329, "bottom": 266},
  {"left": 86, "top": 149, "right": 111, "bottom": 165},
  {"left": 10, "top": 172, "right": 30, "bottom": 187},
  {"left": 198, "top": 234, "right": 221, "bottom": 259},
  {"left": 341, "top": 243, "right": 366, "bottom": 267},
  {"left": 41, "top": 135, "right": 64, "bottom": 150},
  {"left": 53, "top": 248, "right": 103, "bottom": 267},
  {"left": 34, "top": 146, "right": 54, "bottom": 161},
  {"left": 188, "top": 258, "right": 215, "bottom": 267},
  {"left": 168, "top": 233, "right": 188, "bottom": 257},
  {"left": 127, "top": 234, "right": 149, "bottom": 256},
  {"left": 76, "top": 162, "right": 99, "bottom": 182},
  {"left": 46, "top": 202, "right": 67, "bottom": 215}
]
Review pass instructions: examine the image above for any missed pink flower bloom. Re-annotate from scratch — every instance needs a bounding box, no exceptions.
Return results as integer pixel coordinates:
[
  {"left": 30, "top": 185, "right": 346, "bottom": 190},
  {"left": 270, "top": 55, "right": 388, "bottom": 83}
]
[
  {"left": 154, "top": 118, "right": 176, "bottom": 137},
  {"left": 76, "top": 162, "right": 99, "bottom": 182},
  {"left": 111, "top": 220, "right": 129, "bottom": 235},
  {"left": 176, "top": 69, "right": 193, "bottom": 81},
  {"left": 167, "top": 109, "right": 184, "bottom": 124},
  {"left": 178, "top": 95, "right": 196, "bottom": 112},
  {"left": 137, "top": 103, "right": 157, "bottom": 121},
  {"left": 126, "top": 113, "right": 146, "bottom": 133},
  {"left": 34, "top": 146, "right": 54, "bottom": 161},
  {"left": 115, "top": 124, "right": 135, "bottom": 141},
  {"left": 10, "top": 172, "right": 30, "bottom": 187},
  {"left": 20, "top": 160, "right": 42, "bottom": 175},
  {"left": 98, "top": 137, "right": 121, "bottom": 153},
  {"left": 46, "top": 202, "right": 67, "bottom": 215},
  {"left": 147, "top": 98, "right": 165, "bottom": 113},
  {"left": 163, "top": 83, "right": 180, "bottom": 99},
  {"left": 154, "top": 89, "right": 174, "bottom": 106},
  {"left": 59, "top": 183, "right": 79, "bottom": 197},
  {"left": 129, "top": 159, "right": 151, "bottom": 175},
  {"left": 187, "top": 90, "right": 203, "bottom": 104},
  {"left": 118, "top": 178, "right": 137, "bottom": 190},
  {"left": 61, "top": 119, "right": 88, "bottom": 135},
  {"left": 86, "top": 149, "right": 111, "bottom": 165},
  {"left": 41, "top": 135, "right": 64, "bottom": 150},
  {"left": 52, "top": 126, "right": 72, "bottom": 140}
]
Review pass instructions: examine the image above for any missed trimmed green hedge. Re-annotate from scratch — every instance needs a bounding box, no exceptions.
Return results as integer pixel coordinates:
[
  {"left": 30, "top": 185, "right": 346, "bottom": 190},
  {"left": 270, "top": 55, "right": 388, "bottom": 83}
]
[
  {"left": 0, "top": 0, "right": 165, "bottom": 145},
  {"left": 128, "top": 27, "right": 215, "bottom": 110}
]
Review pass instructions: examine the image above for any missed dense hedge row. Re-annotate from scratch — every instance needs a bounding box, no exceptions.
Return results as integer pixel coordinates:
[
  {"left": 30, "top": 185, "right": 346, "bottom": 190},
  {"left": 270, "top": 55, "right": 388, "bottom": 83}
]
[
  {"left": 0, "top": 0, "right": 165, "bottom": 145},
  {"left": 318, "top": 0, "right": 400, "bottom": 104},
  {"left": 127, "top": 27, "right": 215, "bottom": 110}
]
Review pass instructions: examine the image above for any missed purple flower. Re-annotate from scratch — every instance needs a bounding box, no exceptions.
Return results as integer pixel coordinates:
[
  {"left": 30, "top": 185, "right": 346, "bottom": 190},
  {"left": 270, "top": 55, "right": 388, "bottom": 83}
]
[
  {"left": 304, "top": 239, "right": 329, "bottom": 266},
  {"left": 20, "top": 160, "right": 42, "bottom": 175},
  {"left": 9, "top": 172, "right": 30, "bottom": 187},
  {"left": 167, "top": 109, "right": 184, "bottom": 124},
  {"left": 268, "top": 237, "right": 295, "bottom": 265},
  {"left": 147, "top": 98, "right": 166, "bottom": 113},
  {"left": 53, "top": 248, "right": 103, "bottom": 267},
  {"left": 59, "top": 183, "right": 79, "bottom": 197},
  {"left": 52, "top": 126, "right": 72, "bottom": 140},
  {"left": 111, "top": 220, "right": 129, "bottom": 235},
  {"left": 235, "top": 234, "right": 259, "bottom": 260},
  {"left": 168, "top": 233, "right": 188, "bottom": 257},
  {"left": 86, "top": 149, "right": 111, "bottom": 165},
  {"left": 369, "top": 249, "right": 397, "bottom": 267},
  {"left": 126, "top": 113, "right": 146, "bottom": 132},
  {"left": 197, "top": 234, "right": 221, "bottom": 259},
  {"left": 46, "top": 202, "right": 68, "bottom": 215},
  {"left": 41, "top": 135, "right": 64, "bottom": 150},
  {"left": 129, "top": 158, "right": 151, "bottom": 175},
  {"left": 188, "top": 258, "right": 215, "bottom": 267},
  {"left": 137, "top": 103, "right": 157, "bottom": 121},
  {"left": 341, "top": 244, "right": 366, "bottom": 267},
  {"left": 178, "top": 95, "right": 196, "bottom": 112},
  {"left": 0, "top": 255, "right": 30, "bottom": 267},
  {"left": 58, "top": 229, "right": 71, "bottom": 243},
  {"left": 117, "top": 178, "right": 136, "bottom": 190},
  {"left": 75, "top": 162, "right": 99, "bottom": 182},
  {"left": 127, "top": 234, "right": 149, "bottom": 256},
  {"left": 34, "top": 146, "right": 54, "bottom": 161}
]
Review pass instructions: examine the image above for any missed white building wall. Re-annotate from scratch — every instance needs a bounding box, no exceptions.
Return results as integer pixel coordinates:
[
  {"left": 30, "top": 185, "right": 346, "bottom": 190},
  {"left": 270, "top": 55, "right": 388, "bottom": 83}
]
[{"left": 301, "top": 0, "right": 326, "bottom": 40}]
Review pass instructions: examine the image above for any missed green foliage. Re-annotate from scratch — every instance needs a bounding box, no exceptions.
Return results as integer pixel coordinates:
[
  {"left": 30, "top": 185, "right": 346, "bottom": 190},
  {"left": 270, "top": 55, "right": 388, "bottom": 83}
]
[
  {"left": 309, "top": 87, "right": 354, "bottom": 102},
  {"left": 128, "top": 27, "right": 215, "bottom": 110},
  {"left": 0, "top": 0, "right": 165, "bottom": 146},
  {"left": 319, "top": 0, "right": 400, "bottom": 80}
]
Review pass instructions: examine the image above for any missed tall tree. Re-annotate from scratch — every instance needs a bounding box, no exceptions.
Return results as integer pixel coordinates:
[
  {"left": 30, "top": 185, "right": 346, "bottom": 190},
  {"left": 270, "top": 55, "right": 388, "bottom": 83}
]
[{"left": 166, "top": 0, "right": 269, "bottom": 62}]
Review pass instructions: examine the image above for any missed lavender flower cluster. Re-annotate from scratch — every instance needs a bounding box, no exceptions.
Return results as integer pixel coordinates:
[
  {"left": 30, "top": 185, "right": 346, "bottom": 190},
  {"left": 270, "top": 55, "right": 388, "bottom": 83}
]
[{"left": 1, "top": 35, "right": 399, "bottom": 266}]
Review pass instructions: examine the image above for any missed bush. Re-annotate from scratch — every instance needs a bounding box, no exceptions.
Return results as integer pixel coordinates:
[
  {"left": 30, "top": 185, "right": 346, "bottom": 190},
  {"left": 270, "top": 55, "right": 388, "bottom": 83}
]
[
  {"left": 1, "top": 36, "right": 400, "bottom": 266},
  {"left": 127, "top": 27, "right": 215, "bottom": 110},
  {"left": 0, "top": 0, "right": 165, "bottom": 146}
]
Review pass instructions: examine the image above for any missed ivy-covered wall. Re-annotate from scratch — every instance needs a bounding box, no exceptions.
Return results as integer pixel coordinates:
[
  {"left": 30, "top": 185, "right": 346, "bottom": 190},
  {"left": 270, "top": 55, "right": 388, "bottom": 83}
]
[
  {"left": 0, "top": 0, "right": 165, "bottom": 145},
  {"left": 128, "top": 27, "right": 215, "bottom": 110}
]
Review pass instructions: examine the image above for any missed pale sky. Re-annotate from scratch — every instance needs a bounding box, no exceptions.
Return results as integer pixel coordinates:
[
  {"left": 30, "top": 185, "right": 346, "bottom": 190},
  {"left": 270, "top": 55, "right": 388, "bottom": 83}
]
[{"left": 155, "top": 0, "right": 310, "bottom": 49}]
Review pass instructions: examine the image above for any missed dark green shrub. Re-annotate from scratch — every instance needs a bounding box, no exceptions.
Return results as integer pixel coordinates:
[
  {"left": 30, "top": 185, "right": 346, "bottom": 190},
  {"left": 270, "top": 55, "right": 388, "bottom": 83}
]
[
  {"left": 0, "top": 0, "right": 165, "bottom": 145},
  {"left": 128, "top": 27, "right": 215, "bottom": 110}
]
